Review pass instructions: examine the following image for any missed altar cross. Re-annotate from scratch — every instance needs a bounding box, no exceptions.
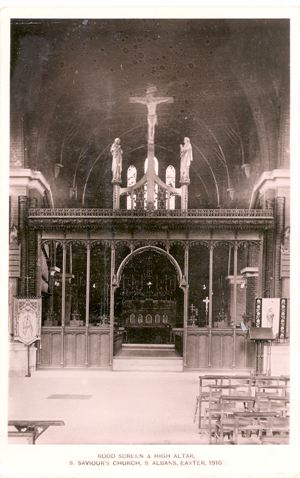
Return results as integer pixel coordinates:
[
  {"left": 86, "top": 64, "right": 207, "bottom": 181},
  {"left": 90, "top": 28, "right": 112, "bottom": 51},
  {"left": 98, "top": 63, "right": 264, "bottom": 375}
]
[
  {"left": 203, "top": 296, "right": 210, "bottom": 327},
  {"left": 190, "top": 304, "right": 198, "bottom": 316},
  {"left": 202, "top": 296, "right": 210, "bottom": 314}
]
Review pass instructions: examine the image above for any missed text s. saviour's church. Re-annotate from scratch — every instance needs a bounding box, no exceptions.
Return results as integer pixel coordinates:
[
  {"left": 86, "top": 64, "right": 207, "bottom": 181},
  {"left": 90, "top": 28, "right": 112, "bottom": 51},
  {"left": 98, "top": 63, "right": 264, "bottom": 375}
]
[{"left": 9, "top": 19, "right": 290, "bottom": 376}]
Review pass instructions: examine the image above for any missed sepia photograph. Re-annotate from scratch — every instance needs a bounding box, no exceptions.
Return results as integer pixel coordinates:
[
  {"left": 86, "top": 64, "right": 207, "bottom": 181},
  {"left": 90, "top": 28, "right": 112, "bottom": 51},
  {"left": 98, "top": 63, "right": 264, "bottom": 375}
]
[{"left": 1, "top": 5, "right": 300, "bottom": 478}]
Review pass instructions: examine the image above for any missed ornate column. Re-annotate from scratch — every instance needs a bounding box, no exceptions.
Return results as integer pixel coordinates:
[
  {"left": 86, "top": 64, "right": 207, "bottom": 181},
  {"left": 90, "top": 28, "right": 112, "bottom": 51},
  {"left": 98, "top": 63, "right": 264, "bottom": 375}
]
[
  {"left": 35, "top": 232, "right": 42, "bottom": 297},
  {"left": 232, "top": 242, "right": 238, "bottom": 368},
  {"left": 60, "top": 242, "right": 66, "bottom": 367},
  {"left": 258, "top": 236, "right": 264, "bottom": 298},
  {"left": 28, "top": 197, "right": 38, "bottom": 296},
  {"left": 9, "top": 169, "right": 53, "bottom": 376},
  {"left": 207, "top": 243, "right": 214, "bottom": 367},
  {"left": 109, "top": 242, "right": 116, "bottom": 366},
  {"left": 264, "top": 197, "right": 275, "bottom": 297},
  {"left": 18, "top": 195, "right": 28, "bottom": 297},
  {"left": 274, "top": 197, "right": 285, "bottom": 297},
  {"left": 112, "top": 180, "right": 121, "bottom": 210},
  {"left": 180, "top": 182, "right": 189, "bottom": 210},
  {"left": 48, "top": 241, "right": 55, "bottom": 323},
  {"left": 85, "top": 242, "right": 91, "bottom": 366},
  {"left": 183, "top": 243, "right": 189, "bottom": 367}
]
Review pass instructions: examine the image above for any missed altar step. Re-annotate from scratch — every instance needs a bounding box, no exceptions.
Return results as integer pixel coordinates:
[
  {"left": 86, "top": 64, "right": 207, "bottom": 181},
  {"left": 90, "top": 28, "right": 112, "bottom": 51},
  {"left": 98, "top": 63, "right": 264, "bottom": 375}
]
[
  {"left": 113, "top": 344, "right": 183, "bottom": 371},
  {"left": 113, "top": 357, "right": 183, "bottom": 372}
]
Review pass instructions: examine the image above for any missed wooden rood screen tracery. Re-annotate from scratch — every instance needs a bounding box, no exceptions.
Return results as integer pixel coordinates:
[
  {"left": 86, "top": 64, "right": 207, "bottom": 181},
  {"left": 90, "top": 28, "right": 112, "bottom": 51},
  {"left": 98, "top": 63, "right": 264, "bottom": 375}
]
[{"left": 34, "top": 229, "right": 266, "bottom": 370}]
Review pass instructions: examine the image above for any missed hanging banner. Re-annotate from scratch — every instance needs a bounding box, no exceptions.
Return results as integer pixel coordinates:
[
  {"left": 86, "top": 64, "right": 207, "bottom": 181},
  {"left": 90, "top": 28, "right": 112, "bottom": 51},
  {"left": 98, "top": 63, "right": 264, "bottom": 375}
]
[
  {"left": 13, "top": 298, "right": 42, "bottom": 346},
  {"left": 255, "top": 297, "right": 287, "bottom": 339}
]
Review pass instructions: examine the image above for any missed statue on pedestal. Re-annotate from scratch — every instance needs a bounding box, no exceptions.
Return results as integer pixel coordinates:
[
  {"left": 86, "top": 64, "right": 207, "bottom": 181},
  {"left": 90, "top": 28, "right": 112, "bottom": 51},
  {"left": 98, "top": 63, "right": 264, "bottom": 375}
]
[
  {"left": 180, "top": 137, "right": 193, "bottom": 182},
  {"left": 111, "top": 138, "right": 123, "bottom": 182}
]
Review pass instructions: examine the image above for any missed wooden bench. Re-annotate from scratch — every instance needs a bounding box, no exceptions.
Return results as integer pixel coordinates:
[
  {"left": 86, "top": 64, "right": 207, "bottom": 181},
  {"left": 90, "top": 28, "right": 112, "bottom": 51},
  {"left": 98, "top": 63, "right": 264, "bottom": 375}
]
[{"left": 8, "top": 420, "right": 65, "bottom": 444}]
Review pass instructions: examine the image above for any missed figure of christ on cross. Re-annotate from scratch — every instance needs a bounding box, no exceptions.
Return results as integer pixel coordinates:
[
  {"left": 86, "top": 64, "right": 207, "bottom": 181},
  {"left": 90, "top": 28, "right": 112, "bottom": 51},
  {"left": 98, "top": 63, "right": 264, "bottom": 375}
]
[
  {"left": 129, "top": 86, "right": 173, "bottom": 145},
  {"left": 203, "top": 296, "right": 210, "bottom": 327}
]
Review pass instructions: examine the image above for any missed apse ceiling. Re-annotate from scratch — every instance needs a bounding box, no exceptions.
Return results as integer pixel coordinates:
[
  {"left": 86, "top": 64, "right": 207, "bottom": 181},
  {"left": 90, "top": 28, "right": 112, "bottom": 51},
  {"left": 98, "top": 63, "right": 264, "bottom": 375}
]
[{"left": 10, "top": 18, "right": 289, "bottom": 208}]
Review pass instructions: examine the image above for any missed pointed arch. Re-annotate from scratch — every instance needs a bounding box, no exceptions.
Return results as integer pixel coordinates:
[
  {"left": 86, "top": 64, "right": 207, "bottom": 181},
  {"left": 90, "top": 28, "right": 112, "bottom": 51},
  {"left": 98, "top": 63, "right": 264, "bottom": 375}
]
[
  {"left": 127, "top": 165, "right": 137, "bottom": 209},
  {"left": 116, "top": 246, "right": 184, "bottom": 289},
  {"left": 166, "top": 165, "right": 176, "bottom": 209}
]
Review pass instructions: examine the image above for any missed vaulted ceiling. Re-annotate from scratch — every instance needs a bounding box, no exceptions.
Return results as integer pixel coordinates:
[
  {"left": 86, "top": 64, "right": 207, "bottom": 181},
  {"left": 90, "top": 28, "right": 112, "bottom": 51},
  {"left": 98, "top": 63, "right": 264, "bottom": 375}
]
[{"left": 10, "top": 18, "right": 289, "bottom": 208}]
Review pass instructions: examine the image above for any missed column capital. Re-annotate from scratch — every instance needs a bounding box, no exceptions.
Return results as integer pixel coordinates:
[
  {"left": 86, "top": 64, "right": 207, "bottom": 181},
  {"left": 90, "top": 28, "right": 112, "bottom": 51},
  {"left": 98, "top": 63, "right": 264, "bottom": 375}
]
[
  {"left": 240, "top": 267, "right": 259, "bottom": 278},
  {"left": 10, "top": 168, "right": 54, "bottom": 207},
  {"left": 249, "top": 169, "right": 290, "bottom": 208}
]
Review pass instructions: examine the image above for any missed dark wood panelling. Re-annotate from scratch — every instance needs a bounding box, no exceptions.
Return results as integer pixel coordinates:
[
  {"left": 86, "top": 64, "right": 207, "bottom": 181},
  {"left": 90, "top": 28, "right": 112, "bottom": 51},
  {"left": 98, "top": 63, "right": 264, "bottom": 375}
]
[
  {"left": 222, "top": 334, "right": 233, "bottom": 368},
  {"left": 235, "top": 334, "right": 247, "bottom": 368},
  {"left": 198, "top": 334, "right": 209, "bottom": 367},
  {"left": 51, "top": 333, "right": 62, "bottom": 365},
  {"left": 75, "top": 333, "right": 86, "bottom": 366},
  {"left": 39, "top": 327, "right": 110, "bottom": 368},
  {"left": 186, "top": 329, "right": 255, "bottom": 369},
  {"left": 211, "top": 335, "right": 222, "bottom": 368}
]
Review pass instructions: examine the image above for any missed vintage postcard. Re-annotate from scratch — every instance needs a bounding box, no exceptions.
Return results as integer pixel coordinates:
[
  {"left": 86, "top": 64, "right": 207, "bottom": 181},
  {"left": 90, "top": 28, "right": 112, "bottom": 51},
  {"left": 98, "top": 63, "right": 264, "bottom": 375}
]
[{"left": 1, "top": 4, "right": 300, "bottom": 478}]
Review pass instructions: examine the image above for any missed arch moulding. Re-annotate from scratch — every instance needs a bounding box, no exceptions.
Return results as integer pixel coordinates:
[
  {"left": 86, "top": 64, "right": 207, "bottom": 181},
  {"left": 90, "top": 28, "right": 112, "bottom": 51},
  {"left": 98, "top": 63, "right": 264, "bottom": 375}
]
[{"left": 115, "top": 245, "right": 185, "bottom": 289}]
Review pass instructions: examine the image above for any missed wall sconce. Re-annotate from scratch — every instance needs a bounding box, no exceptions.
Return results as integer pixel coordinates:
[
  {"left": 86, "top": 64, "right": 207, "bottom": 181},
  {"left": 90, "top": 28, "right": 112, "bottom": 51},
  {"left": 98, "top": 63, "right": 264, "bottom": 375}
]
[
  {"left": 227, "top": 187, "right": 234, "bottom": 201},
  {"left": 54, "top": 163, "right": 64, "bottom": 179},
  {"left": 241, "top": 163, "right": 251, "bottom": 179},
  {"left": 69, "top": 187, "right": 78, "bottom": 200}
]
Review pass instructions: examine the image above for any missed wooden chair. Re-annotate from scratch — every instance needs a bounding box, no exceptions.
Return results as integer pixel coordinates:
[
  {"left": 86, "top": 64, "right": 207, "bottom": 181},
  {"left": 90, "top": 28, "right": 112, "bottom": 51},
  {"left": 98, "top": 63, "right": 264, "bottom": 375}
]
[
  {"left": 205, "top": 385, "right": 255, "bottom": 443},
  {"left": 214, "top": 396, "right": 256, "bottom": 444},
  {"left": 231, "top": 412, "right": 280, "bottom": 445},
  {"left": 195, "top": 374, "right": 253, "bottom": 430}
]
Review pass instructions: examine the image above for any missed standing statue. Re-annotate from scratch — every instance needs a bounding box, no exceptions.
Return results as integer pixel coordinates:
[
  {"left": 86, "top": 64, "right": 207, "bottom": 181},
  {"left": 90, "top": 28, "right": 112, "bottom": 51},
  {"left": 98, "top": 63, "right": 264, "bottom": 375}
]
[
  {"left": 180, "top": 137, "right": 193, "bottom": 182},
  {"left": 111, "top": 138, "right": 123, "bottom": 182},
  {"left": 130, "top": 86, "right": 174, "bottom": 144}
]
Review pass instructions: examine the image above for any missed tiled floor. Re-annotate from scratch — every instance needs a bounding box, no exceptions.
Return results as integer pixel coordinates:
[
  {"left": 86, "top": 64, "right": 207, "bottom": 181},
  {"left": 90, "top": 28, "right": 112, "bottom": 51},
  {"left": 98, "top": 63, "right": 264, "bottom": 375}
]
[{"left": 8, "top": 369, "right": 208, "bottom": 444}]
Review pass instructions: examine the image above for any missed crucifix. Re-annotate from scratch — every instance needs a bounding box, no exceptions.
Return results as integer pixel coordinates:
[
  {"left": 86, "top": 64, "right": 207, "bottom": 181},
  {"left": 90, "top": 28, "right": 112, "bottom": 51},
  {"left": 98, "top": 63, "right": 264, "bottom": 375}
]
[
  {"left": 129, "top": 86, "right": 173, "bottom": 147},
  {"left": 129, "top": 86, "right": 173, "bottom": 209},
  {"left": 203, "top": 296, "right": 210, "bottom": 327}
]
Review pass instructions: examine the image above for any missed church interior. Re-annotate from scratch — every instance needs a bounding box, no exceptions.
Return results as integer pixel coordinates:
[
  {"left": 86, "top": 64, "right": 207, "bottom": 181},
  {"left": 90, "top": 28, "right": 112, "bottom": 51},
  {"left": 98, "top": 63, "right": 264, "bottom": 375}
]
[{"left": 7, "top": 17, "right": 291, "bottom": 446}]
